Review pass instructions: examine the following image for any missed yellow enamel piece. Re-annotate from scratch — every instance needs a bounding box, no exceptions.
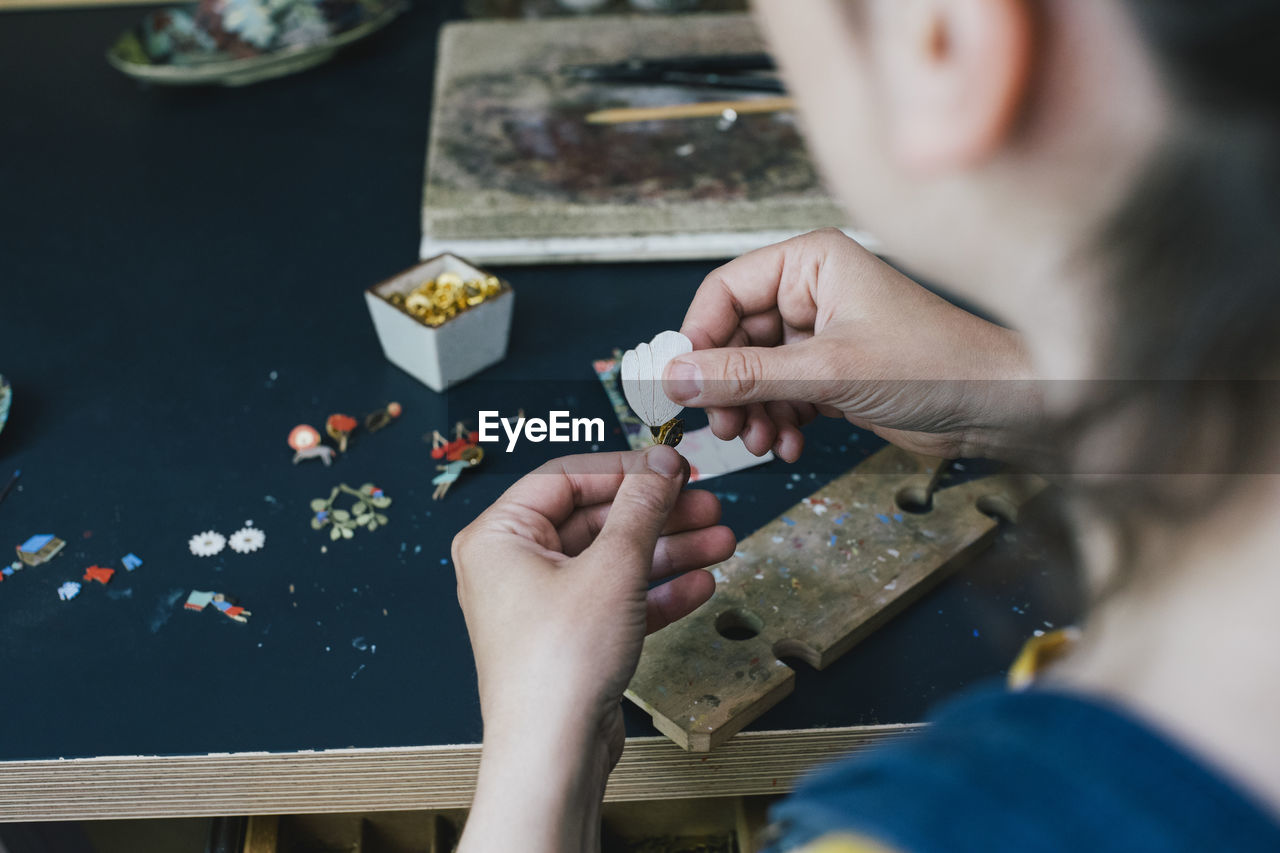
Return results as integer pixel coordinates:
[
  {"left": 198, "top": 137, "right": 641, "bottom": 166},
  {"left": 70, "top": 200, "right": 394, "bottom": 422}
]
[{"left": 1007, "top": 627, "right": 1082, "bottom": 690}]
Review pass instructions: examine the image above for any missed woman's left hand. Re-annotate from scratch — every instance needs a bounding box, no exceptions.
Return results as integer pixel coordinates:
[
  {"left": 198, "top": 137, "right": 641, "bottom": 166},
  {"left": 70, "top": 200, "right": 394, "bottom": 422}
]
[{"left": 453, "top": 445, "right": 736, "bottom": 852}]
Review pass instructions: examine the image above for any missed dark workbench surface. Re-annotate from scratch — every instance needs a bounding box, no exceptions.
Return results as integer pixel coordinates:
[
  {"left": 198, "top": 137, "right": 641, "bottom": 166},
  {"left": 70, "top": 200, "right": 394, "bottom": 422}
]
[{"left": 0, "top": 2, "right": 1080, "bottom": 762}]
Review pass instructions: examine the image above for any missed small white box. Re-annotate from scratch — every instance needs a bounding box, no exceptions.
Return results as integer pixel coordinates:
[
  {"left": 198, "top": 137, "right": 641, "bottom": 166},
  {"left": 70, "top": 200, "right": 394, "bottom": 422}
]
[{"left": 365, "top": 253, "right": 515, "bottom": 392}]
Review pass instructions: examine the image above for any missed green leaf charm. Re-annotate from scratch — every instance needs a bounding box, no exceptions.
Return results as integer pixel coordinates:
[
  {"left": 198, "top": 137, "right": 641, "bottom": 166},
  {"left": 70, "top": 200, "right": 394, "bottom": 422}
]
[{"left": 310, "top": 483, "right": 392, "bottom": 543}]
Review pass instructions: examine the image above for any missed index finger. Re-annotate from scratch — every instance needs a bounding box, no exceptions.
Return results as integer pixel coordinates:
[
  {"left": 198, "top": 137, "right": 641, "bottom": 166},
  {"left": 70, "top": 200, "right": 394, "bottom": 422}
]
[
  {"left": 492, "top": 449, "right": 657, "bottom": 528},
  {"left": 679, "top": 233, "right": 823, "bottom": 350}
]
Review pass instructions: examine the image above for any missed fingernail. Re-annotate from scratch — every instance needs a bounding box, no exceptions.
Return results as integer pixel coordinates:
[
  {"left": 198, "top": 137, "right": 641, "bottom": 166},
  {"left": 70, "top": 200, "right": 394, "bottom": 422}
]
[
  {"left": 664, "top": 359, "right": 702, "bottom": 403},
  {"left": 647, "top": 445, "right": 682, "bottom": 478}
]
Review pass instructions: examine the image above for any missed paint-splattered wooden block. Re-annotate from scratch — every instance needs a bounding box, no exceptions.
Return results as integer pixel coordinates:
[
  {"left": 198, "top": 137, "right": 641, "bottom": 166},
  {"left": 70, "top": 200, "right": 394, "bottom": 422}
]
[{"left": 625, "top": 445, "right": 1047, "bottom": 752}]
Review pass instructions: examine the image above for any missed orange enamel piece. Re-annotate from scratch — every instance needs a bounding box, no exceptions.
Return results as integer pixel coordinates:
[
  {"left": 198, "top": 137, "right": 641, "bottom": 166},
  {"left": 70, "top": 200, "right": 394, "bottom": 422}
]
[
  {"left": 288, "top": 424, "right": 323, "bottom": 451},
  {"left": 83, "top": 565, "right": 115, "bottom": 584}
]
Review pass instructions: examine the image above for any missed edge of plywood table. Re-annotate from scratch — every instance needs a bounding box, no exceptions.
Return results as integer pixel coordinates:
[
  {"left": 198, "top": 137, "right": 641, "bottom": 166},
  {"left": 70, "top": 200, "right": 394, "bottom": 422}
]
[{"left": 0, "top": 724, "right": 922, "bottom": 821}]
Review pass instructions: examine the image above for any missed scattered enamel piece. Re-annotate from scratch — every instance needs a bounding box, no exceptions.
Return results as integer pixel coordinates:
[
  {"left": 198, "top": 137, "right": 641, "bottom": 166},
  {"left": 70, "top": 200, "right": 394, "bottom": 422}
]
[
  {"left": 188, "top": 530, "right": 226, "bottom": 557},
  {"left": 310, "top": 483, "right": 392, "bottom": 539},
  {"left": 211, "top": 593, "right": 251, "bottom": 623},
  {"left": 1007, "top": 628, "right": 1082, "bottom": 690},
  {"left": 83, "top": 565, "right": 115, "bottom": 585},
  {"left": 289, "top": 425, "right": 322, "bottom": 449},
  {"left": 15, "top": 533, "right": 66, "bottom": 567},
  {"left": 289, "top": 424, "right": 335, "bottom": 466},
  {"left": 182, "top": 590, "right": 252, "bottom": 622},
  {"left": 365, "top": 401, "right": 402, "bottom": 432},
  {"left": 429, "top": 423, "right": 483, "bottom": 500},
  {"left": 325, "top": 414, "right": 358, "bottom": 453},
  {"left": 229, "top": 523, "right": 266, "bottom": 554},
  {"left": 57, "top": 581, "right": 81, "bottom": 601},
  {"left": 121, "top": 553, "right": 143, "bottom": 571}
]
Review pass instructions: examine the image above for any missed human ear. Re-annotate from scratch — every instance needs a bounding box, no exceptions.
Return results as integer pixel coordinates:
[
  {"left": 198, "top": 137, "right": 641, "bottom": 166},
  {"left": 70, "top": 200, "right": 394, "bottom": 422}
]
[{"left": 874, "top": 0, "right": 1034, "bottom": 172}]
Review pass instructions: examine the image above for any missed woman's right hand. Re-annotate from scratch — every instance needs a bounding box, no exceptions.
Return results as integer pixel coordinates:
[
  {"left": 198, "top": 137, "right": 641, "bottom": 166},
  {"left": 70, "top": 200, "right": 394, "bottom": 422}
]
[{"left": 662, "top": 229, "right": 1041, "bottom": 462}]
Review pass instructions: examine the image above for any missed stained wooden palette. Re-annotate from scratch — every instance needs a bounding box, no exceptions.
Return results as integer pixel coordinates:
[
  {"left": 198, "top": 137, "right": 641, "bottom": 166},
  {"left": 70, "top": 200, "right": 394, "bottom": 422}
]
[{"left": 627, "top": 445, "right": 1047, "bottom": 752}]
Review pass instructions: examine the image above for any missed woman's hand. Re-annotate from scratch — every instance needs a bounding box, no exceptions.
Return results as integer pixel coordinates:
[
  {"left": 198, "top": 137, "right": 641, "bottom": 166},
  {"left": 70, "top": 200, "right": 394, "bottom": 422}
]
[
  {"left": 453, "top": 446, "right": 735, "bottom": 853},
  {"left": 663, "top": 229, "right": 1041, "bottom": 462}
]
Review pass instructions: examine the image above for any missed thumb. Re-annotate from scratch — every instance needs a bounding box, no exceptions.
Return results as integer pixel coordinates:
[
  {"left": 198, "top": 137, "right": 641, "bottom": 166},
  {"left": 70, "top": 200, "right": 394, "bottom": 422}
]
[
  {"left": 589, "top": 445, "right": 688, "bottom": 576},
  {"left": 663, "top": 338, "right": 844, "bottom": 408}
]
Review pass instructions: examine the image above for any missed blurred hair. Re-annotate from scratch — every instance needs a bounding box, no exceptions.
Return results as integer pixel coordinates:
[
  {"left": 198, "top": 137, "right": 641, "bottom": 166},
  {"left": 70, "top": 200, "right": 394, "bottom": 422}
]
[{"left": 1054, "top": 0, "right": 1280, "bottom": 538}]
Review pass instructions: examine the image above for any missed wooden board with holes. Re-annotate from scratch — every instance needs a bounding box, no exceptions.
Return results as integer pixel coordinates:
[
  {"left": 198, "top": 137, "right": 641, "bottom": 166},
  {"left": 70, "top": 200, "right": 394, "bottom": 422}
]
[{"left": 626, "top": 445, "right": 1047, "bottom": 752}]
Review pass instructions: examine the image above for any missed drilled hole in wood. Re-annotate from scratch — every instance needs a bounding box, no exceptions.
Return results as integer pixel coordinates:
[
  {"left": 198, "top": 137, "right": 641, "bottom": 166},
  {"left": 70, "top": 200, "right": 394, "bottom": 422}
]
[
  {"left": 976, "top": 493, "right": 1018, "bottom": 525},
  {"left": 772, "top": 638, "right": 821, "bottom": 669},
  {"left": 895, "top": 485, "right": 933, "bottom": 514},
  {"left": 714, "top": 608, "right": 764, "bottom": 641}
]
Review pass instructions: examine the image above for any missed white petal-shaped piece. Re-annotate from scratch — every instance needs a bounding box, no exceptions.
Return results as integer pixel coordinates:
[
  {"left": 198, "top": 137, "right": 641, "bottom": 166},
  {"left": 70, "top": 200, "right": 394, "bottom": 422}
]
[{"left": 621, "top": 330, "right": 692, "bottom": 427}]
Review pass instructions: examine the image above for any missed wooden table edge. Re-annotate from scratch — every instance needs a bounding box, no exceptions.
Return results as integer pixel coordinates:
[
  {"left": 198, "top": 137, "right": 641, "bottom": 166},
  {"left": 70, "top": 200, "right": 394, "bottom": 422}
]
[{"left": 0, "top": 723, "right": 924, "bottom": 821}]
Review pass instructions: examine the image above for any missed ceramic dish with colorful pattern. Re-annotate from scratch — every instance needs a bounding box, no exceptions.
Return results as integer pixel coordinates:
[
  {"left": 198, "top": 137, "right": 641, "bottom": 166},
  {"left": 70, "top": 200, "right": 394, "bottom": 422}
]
[{"left": 107, "top": 0, "right": 405, "bottom": 87}]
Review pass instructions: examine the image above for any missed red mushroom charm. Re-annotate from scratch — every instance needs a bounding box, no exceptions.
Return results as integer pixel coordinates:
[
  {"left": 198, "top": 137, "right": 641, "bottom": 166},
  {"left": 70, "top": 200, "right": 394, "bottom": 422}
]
[{"left": 325, "top": 414, "right": 358, "bottom": 453}]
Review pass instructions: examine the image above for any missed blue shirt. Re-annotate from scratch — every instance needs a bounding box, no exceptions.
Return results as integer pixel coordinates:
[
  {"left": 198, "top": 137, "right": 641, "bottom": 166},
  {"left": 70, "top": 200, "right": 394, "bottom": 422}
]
[{"left": 766, "top": 684, "right": 1280, "bottom": 852}]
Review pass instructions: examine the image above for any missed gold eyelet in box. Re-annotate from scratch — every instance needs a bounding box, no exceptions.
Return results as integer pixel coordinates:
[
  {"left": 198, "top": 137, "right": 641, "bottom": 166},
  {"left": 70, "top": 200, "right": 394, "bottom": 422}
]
[{"left": 365, "top": 253, "right": 514, "bottom": 392}]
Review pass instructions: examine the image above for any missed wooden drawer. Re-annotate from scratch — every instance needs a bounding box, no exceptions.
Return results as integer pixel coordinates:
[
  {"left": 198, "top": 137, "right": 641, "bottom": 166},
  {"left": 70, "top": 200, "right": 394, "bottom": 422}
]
[{"left": 241, "top": 795, "right": 778, "bottom": 853}]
